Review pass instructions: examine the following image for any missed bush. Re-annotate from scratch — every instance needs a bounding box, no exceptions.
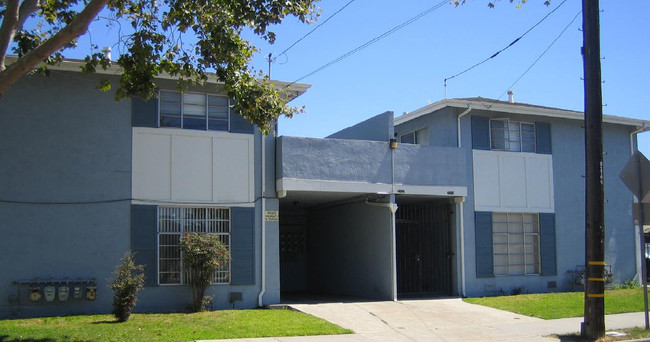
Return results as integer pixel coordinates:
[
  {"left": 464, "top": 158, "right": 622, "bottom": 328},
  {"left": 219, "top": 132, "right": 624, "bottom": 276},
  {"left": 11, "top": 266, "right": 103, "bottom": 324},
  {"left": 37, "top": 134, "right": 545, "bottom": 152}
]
[
  {"left": 110, "top": 252, "right": 145, "bottom": 322},
  {"left": 180, "top": 233, "right": 230, "bottom": 312}
]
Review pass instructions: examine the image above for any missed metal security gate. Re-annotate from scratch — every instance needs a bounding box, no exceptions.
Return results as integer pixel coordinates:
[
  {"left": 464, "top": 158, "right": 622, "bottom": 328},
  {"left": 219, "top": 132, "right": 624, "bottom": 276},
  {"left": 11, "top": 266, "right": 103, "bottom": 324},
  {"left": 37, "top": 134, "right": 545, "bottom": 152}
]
[{"left": 396, "top": 202, "right": 452, "bottom": 297}]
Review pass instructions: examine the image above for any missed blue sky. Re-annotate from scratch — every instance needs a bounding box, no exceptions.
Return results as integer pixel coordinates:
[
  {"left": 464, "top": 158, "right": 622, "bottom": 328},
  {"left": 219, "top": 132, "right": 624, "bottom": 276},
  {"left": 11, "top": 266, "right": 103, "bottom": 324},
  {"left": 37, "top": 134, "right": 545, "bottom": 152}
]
[
  {"left": 60, "top": 0, "right": 649, "bottom": 155},
  {"left": 242, "top": 0, "right": 650, "bottom": 155}
]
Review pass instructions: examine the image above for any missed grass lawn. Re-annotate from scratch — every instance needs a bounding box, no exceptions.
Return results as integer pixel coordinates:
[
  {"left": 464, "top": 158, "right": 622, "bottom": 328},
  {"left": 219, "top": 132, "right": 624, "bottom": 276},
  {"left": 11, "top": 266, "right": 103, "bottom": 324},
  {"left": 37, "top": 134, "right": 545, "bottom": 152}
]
[
  {"left": 463, "top": 288, "right": 644, "bottom": 319},
  {"left": 0, "top": 308, "right": 352, "bottom": 342}
]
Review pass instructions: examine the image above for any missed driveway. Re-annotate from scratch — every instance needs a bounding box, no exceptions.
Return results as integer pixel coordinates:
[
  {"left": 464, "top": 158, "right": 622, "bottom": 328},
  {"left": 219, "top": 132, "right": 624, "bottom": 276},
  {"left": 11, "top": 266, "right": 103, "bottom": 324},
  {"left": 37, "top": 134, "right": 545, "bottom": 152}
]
[{"left": 201, "top": 298, "right": 647, "bottom": 342}]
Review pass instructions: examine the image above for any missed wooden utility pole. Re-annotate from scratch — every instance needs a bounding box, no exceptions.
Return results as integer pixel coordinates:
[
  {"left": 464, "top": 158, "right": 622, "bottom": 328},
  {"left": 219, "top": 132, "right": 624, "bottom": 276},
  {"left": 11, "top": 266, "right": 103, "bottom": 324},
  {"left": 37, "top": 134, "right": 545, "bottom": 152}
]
[{"left": 582, "top": 0, "right": 605, "bottom": 339}]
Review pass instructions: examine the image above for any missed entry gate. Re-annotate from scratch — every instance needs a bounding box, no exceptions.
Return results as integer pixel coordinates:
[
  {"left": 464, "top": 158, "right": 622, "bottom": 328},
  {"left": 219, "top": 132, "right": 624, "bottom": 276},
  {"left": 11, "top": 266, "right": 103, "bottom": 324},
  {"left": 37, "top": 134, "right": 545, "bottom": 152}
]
[{"left": 396, "top": 202, "right": 452, "bottom": 297}]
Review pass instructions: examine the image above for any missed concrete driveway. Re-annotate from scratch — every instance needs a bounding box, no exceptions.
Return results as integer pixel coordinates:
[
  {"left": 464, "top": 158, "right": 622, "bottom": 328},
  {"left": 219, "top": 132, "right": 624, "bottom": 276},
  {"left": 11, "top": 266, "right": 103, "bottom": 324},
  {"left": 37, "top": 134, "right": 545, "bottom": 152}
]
[{"left": 202, "top": 298, "right": 647, "bottom": 342}]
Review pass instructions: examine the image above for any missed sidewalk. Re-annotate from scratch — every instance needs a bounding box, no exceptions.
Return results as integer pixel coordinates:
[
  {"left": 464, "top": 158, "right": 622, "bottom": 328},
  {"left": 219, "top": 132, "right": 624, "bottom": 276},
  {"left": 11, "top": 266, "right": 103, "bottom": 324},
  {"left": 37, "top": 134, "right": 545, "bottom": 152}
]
[{"left": 199, "top": 298, "right": 648, "bottom": 342}]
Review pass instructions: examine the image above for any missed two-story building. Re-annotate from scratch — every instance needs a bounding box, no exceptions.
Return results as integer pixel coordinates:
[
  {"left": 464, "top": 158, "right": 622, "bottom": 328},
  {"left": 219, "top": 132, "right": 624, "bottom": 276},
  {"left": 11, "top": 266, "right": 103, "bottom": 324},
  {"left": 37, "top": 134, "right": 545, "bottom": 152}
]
[{"left": 1, "top": 59, "right": 648, "bottom": 318}]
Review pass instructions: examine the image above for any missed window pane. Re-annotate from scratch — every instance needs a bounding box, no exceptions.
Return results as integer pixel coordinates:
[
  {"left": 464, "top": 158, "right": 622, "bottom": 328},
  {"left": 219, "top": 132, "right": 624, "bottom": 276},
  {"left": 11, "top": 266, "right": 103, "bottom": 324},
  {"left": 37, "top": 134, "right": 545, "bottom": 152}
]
[
  {"left": 208, "top": 119, "right": 228, "bottom": 131},
  {"left": 161, "top": 116, "right": 181, "bottom": 128},
  {"left": 183, "top": 93, "right": 206, "bottom": 117},
  {"left": 161, "top": 102, "right": 181, "bottom": 116},
  {"left": 400, "top": 132, "right": 416, "bottom": 144},
  {"left": 208, "top": 95, "right": 229, "bottom": 107},
  {"left": 208, "top": 106, "right": 229, "bottom": 119},
  {"left": 490, "top": 119, "right": 508, "bottom": 150},
  {"left": 492, "top": 212, "right": 540, "bottom": 276},
  {"left": 183, "top": 118, "right": 207, "bottom": 130}
]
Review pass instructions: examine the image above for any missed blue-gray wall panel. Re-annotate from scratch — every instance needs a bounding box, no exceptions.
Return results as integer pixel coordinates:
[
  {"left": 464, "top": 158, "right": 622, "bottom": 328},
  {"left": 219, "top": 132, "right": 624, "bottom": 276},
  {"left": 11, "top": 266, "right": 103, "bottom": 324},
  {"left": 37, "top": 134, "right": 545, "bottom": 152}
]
[
  {"left": 327, "top": 111, "right": 394, "bottom": 142},
  {"left": 307, "top": 202, "right": 393, "bottom": 300},
  {"left": 0, "top": 71, "right": 132, "bottom": 318},
  {"left": 278, "top": 136, "right": 466, "bottom": 187}
]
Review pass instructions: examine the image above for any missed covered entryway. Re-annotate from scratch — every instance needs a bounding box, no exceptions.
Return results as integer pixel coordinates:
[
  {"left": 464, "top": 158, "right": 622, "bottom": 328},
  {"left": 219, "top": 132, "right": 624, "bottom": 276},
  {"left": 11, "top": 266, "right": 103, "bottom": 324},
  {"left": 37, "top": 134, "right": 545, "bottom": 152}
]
[{"left": 396, "top": 200, "right": 454, "bottom": 297}]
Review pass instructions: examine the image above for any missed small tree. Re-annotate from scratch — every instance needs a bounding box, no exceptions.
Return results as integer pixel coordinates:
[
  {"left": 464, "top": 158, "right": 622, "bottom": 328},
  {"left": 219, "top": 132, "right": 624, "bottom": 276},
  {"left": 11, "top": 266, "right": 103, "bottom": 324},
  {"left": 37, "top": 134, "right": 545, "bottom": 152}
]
[
  {"left": 110, "top": 252, "right": 145, "bottom": 322},
  {"left": 180, "top": 233, "right": 230, "bottom": 312}
]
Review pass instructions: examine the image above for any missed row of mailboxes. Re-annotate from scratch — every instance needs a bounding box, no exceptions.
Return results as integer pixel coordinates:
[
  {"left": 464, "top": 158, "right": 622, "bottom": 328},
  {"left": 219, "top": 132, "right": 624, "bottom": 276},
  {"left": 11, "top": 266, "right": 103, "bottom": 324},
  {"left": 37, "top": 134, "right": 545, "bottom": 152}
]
[
  {"left": 12, "top": 279, "right": 97, "bottom": 303},
  {"left": 29, "top": 284, "right": 96, "bottom": 302}
]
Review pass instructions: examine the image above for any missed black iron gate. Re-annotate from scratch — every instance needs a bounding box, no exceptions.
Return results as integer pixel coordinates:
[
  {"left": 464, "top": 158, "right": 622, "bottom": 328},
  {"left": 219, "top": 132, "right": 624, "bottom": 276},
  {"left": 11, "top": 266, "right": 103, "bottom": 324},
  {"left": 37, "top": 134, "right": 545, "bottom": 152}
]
[{"left": 396, "top": 202, "right": 452, "bottom": 297}]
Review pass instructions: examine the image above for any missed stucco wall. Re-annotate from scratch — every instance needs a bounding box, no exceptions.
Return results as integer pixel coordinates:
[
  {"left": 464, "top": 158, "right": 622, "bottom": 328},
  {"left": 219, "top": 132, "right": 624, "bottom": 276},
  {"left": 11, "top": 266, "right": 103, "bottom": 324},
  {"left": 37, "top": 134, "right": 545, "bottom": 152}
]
[
  {"left": 0, "top": 71, "right": 132, "bottom": 318},
  {"left": 277, "top": 136, "right": 465, "bottom": 187},
  {"left": 462, "top": 110, "right": 636, "bottom": 296},
  {"left": 307, "top": 202, "right": 393, "bottom": 300},
  {"left": 327, "top": 111, "right": 394, "bottom": 142},
  {"left": 399, "top": 107, "right": 638, "bottom": 296},
  {"left": 0, "top": 71, "right": 278, "bottom": 317}
]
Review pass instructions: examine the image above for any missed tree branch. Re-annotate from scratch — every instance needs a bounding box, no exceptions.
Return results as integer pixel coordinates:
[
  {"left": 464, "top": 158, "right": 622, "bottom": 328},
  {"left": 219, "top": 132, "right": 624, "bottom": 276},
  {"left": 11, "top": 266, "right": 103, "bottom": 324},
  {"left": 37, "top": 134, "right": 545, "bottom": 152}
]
[
  {"left": 0, "top": 0, "right": 20, "bottom": 71},
  {"left": 18, "top": 0, "right": 40, "bottom": 29},
  {"left": 0, "top": 0, "right": 108, "bottom": 95}
]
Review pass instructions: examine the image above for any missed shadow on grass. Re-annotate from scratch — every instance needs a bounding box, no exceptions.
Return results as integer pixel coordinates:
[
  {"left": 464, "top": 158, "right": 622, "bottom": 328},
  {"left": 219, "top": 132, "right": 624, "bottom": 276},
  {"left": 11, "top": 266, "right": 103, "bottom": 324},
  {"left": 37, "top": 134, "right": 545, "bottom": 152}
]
[
  {"left": 90, "top": 320, "right": 121, "bottom": 324},
  {"left": 0, "top": 336, "right": 84, "bottom": 342}
]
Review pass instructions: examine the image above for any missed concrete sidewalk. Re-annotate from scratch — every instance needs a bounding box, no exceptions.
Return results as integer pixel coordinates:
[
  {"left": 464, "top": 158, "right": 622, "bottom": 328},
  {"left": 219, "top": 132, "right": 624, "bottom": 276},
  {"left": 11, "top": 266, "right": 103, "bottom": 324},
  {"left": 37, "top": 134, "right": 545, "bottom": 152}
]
[{"left": 200, "top": 298, "right": 648, "bottom": 342}]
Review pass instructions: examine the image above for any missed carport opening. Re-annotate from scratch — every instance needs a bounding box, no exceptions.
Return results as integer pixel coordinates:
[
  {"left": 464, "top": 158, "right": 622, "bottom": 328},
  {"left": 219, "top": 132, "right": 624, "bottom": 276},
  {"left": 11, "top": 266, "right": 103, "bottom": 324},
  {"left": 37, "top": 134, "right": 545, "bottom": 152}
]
[
  {"left": 279, "top": 192, "right": 394, "bottom": 302},
  {"left": 396, "top": 197, "right": 457, "bottom": 298}
]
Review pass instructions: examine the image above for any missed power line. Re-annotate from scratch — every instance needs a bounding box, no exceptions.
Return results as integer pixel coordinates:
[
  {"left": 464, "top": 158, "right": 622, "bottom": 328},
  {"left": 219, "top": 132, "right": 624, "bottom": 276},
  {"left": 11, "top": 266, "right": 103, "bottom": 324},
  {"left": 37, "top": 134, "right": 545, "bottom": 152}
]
[
  {"left": 287, "top": 0, "right": 448, "bottom": 86},
  {"left": 443, "top": 0, "right": 569, "bottom": 94},
  {"left": 489, "top": 10, "right": 581, "bottom": 107},
  {"left": 275, "top": 0, "right": 357, "bottom": 62}
]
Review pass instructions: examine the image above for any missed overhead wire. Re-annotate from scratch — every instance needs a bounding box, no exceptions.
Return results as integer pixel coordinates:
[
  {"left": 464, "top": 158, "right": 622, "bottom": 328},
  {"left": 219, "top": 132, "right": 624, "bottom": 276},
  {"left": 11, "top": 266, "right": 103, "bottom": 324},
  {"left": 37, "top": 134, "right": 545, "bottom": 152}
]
[
  {"left": 286, "top": 0, "right": 449, "bottom": 86},
  {"left": 274, "top": 0, "right": 357, "bottom": 62},
  {"left": 443, "top": 0, "right": 568, "bottom": 88},
  {"left": 488, "top": 10, "right": 582, "bottom": 108}
]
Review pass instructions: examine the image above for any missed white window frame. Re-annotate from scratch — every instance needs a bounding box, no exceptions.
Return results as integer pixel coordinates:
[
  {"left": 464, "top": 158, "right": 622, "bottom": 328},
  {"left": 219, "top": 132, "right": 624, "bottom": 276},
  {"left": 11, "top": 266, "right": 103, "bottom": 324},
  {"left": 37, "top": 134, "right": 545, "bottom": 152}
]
[
  {"left": 492, "top": 212, "right": 540, "bottom": 276},
  {"left": 157, "top": 206, "right": 231, "bottom": 286},
  {"left": 489, "top": 119, "right": 536, "bottom": 153},
  {"left": 158, "top": 90, "right": 231, "bottom": 131}
]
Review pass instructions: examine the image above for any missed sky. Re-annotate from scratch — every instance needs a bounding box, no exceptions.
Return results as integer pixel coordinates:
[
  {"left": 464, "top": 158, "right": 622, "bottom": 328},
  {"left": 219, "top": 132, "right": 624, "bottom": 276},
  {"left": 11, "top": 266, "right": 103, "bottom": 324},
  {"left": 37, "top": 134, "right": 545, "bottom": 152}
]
[
  {"left": 60, "top": 0, "right": 650, "bottom": 155},
  {"left": 241, "top": 0, "right": 650, "bottom": 155}
]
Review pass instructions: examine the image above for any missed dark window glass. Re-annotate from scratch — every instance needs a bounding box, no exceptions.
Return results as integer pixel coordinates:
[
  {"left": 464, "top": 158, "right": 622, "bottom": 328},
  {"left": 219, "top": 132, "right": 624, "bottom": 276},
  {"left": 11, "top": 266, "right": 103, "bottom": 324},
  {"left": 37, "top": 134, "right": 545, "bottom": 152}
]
[
  {"left": 400, "top": 132, "right": 416, "bottom": 144},
  {"left": 183, "top": 117, "right": 207, "bottom": 130},
  {"left": 161, "top": 116, "right": 181, "bottom": 128},
  {"left": 209, "top": 119, "right": 229, "bottom": 131}
]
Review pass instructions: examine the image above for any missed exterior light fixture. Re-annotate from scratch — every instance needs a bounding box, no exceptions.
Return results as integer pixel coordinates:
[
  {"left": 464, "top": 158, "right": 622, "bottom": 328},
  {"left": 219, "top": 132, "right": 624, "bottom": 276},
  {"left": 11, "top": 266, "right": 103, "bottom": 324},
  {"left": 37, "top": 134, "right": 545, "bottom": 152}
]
[{"left": 389, "top": 138, "right": 398, "bottom": 149}]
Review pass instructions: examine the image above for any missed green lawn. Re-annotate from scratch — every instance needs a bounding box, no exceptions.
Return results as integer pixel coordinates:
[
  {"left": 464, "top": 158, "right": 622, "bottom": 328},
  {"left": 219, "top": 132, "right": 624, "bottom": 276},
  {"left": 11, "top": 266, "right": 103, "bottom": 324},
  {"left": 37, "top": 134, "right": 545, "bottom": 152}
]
[
  {"left": 463, "top": 288, "right": 644, "bottom": 320},
  {"left": 0, "top": 309, "right": 352, "bottom": 342}
]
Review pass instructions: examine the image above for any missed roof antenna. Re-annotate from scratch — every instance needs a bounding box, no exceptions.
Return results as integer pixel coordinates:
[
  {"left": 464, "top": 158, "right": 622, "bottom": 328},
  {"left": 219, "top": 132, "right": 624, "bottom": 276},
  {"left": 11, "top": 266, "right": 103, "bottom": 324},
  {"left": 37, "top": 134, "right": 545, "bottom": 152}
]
[{"left": 444, "top": 78, "right": 448, "bottom": 99}]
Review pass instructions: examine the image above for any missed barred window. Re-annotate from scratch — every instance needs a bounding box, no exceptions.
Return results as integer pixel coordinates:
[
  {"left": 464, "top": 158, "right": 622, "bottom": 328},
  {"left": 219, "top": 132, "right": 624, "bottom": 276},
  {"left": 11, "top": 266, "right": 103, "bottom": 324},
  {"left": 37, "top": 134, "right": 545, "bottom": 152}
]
[
  {"left": 493, "top": 213, "right": 540, "bottom": 276},
  {"left": 158, "top": 207, "right": 230, "bottom": 285}
]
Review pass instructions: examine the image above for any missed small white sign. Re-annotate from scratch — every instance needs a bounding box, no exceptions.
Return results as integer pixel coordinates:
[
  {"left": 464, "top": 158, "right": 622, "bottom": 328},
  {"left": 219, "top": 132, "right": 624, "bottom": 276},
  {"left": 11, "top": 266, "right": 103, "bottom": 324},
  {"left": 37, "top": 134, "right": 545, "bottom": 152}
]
[{"left": 265, "top": 211, "right": 279, "bottom": 222}]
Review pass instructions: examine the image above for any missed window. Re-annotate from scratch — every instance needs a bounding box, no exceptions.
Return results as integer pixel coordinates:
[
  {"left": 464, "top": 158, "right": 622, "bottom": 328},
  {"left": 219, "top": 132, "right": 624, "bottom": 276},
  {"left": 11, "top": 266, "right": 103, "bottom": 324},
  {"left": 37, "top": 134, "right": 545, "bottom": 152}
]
[
  {"left": 490, "top": 119, "right": 535, "bottom": 152},
  {"left": 159, "top": 90, "right": 230, "bottom": 131},
  {"left": 399, "top": 128, "right": 428, "bottom": 145},
  {"left": 158, "top": 207, "right": 231, "bottom": 285},
  {"left": 493, "top": 213, "right": 540, "bottom": 276}
]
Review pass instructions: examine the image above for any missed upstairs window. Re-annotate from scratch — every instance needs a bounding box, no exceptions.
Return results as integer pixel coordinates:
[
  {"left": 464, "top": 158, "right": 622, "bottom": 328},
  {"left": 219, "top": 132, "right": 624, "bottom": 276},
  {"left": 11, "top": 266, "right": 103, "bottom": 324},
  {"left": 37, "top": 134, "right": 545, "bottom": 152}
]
[
  {"left": 159, "top": 90, "right": 230, "bottom": 131},
  {"left": 399, "top": 128, "right": 428, "bottom": 145},
  {"left": 490, "top": 119, "right": 535, "bottom": 152}
]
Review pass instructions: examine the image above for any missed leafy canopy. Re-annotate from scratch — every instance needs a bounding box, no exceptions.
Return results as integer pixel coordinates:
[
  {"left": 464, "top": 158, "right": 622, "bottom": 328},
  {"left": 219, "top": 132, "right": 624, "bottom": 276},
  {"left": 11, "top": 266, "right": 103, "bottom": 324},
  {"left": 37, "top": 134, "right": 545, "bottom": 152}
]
[{"left": 0, "top": 0, "right": 319, "bottom": 134}]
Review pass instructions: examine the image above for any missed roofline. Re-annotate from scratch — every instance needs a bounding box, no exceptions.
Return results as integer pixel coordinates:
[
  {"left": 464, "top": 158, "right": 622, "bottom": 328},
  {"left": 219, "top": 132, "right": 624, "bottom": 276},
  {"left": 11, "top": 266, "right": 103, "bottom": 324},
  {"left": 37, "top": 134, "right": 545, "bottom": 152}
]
[
  {"left": 394, "top": 98, "right": 650, "bottom": 130},
  {"left": 5, "top": 55, "right": 311, "bottom": 99}
]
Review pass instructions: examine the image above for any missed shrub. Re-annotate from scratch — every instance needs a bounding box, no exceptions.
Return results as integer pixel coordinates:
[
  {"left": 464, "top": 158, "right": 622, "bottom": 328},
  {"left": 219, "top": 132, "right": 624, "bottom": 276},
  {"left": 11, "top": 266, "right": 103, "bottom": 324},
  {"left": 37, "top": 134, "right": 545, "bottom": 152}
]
[
  {"left": 110, "top": 252, "right": 145, "bottom": 322},
  {"left": 180, "top": 233, "right": 231, "bottom": 312}
]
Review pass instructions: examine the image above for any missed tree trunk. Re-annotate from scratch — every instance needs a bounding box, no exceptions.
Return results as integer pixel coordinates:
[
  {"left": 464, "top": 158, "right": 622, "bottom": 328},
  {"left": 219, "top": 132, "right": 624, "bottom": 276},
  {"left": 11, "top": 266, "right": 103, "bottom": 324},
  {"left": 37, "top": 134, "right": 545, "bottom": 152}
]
[{"left": 0, "top": 0, "right": 108, "bottom": 96}]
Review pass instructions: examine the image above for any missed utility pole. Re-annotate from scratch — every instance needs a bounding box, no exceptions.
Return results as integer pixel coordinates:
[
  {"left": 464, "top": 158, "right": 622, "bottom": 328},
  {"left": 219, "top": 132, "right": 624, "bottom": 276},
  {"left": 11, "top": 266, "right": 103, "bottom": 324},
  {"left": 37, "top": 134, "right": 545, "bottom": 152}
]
[{"left": 582, "top": 0, "right": 605, "bottom": 339}]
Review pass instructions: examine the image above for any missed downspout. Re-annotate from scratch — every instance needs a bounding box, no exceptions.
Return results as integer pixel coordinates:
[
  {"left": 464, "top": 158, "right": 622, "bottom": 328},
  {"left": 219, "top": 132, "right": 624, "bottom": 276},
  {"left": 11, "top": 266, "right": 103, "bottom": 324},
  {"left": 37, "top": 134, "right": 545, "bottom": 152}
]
[
  {"left": 457, "top": 105, "right": 471, "bottom": 297},
  {"left": 258, "top": 131, "right": 267, "bottom": 307}
]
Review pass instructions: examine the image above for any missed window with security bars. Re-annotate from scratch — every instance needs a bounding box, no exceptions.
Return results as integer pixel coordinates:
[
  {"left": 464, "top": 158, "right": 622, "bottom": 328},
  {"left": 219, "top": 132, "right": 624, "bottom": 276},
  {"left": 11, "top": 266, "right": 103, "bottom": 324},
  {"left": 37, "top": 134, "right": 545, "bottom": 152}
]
[
  {"left": 490, "top": 119, "right": 535, "bottom": 152},
  {"left": 159, "top": 90, "right": 230, "bottom": 131},
  {"left": 158, "top": 207, "right": 230, "bottom": 285},
  {"left": 493, "top": 213, "right": 540, "bottom": 276}
]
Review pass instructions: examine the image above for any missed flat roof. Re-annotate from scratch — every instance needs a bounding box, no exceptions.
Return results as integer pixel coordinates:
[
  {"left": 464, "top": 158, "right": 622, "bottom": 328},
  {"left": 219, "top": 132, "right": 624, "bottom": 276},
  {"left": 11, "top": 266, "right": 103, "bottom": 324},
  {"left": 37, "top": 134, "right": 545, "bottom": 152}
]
[
  {"left": 395, "top": 97, "right": 650, "bottom": 131},
  {"left": 5, "top": 55, "right": 311, "bottom": 100}
]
